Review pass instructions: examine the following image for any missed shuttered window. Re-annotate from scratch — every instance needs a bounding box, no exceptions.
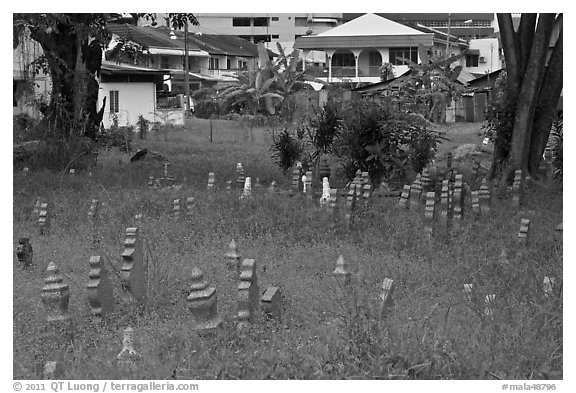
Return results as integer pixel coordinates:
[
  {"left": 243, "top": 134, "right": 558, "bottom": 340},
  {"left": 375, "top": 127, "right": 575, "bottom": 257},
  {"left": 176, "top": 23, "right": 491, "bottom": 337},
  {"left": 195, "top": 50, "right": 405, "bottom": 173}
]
[{"left": 110, "top": 90, "right": 119, "bottom": 113}]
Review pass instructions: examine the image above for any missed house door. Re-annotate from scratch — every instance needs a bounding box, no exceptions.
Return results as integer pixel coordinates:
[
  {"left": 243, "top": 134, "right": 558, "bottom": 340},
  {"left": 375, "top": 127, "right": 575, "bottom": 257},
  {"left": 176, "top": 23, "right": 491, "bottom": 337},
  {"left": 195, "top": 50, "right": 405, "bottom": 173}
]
[
  {"left": 474, "top": 92, "right": 487, "bottom": 122},
  {"left": 463, "top": 96, "right": 475, "bottom": 122}
]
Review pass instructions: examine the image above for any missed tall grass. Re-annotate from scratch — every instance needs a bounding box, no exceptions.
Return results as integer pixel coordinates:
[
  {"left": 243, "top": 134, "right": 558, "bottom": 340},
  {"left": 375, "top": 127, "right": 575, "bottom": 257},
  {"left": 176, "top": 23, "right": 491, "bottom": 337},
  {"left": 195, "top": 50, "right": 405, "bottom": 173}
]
[{"left": 13, "top": 119, "right": 562, "bottom": 380}]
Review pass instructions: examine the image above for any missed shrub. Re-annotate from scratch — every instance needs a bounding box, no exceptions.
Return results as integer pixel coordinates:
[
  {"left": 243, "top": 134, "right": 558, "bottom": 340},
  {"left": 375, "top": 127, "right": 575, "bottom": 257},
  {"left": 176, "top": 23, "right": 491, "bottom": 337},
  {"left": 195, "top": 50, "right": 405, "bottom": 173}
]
[
  {"left": 137, "top": 115, "right": 150, "bottom": 140},
  {"left": 270, "top": 127, "right": 303, "bottom": 173},
  {"left": 26, "top": 136, "right": 94, "bottom": 171},
  {"left": 97, "top": 123, "right": 134, "bottom": 153}
]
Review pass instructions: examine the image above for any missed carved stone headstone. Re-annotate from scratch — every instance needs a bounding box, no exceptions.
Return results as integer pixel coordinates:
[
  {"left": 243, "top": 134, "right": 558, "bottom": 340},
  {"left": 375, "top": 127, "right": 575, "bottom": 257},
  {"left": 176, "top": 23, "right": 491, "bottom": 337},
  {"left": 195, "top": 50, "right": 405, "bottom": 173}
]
[
  {"left": 304, "top": 170, "right": 313, "bottom": 197},
  {"left": 511, "top": 170, "right": 523, "bottom": 208},
  {"left": 187, "top": 267, "right": 222, "bottom": 330},
  {"left": 240, "top": 177, "right": 252, "bottom": 199},
  {"left": 410, "top": 174, "right": 422, "bottom": 208},
  {"left": 421, "top": 167, "right": 432, "bottom": 194},
  {"left": 173, "top": 199, "right": 181, "bottom": 217},
  {"left": 39, "top": 202, "right": 50, "bottom": 235},
  {"left": 446, "top": 151, "right": 453, "bottom": 171},
  {"left": 424, "top": 192, "right": 435, "bottom": 238},
  {"left": 87, "top": 255, "right": 114, "bottom": 322},
  {"left": 479, "top": 178, "right": 491, "bottom": 214},
  {"left": 186, "top": 197, "right": 194, "bottom": 215},
  {"left": 453, "top": 174, "right": 463, "bottom": 222},
  {"left": 236, "top": 163, "right": 245, "bottom": 189},
  {"left": 261, "top": 286, "right": 281, "bottom": 320},
  {"left": 16, "top": 237, "right": 33, "bottom": 268},
  {"left": 320, "top": 177, "right": 330, "bottom": 206},
  {"left": 380, "top": 278, "right": 394, "bottom": 309},
  {"left": 238, "top": 259, "right": 259, "bottom": 329},
  {"left": 353, "top": 170, "right": 363, "bottom": 200},
  {"left": 291, "top": 165, "right": 302, "bottom": 193},
  {"left": 41, "top": 262, "right": 70, "bottom": 324},
  {"left": 207, "top": 172, "right": 215, "bottom": 190},
  {"left": 399, "top": 185, "right": 411, "bottom": 209},
  {"left": 148, "top": 176, "right": 155, "bottom": 189},
  {"left": 33, "top": 197, "right": 41, "bottom": 215},
  {"left": 344, "top": 187, "right": 356, "bottom": 229},
  {"left": 333, "top": 255, "right": 351, "bottom": 286},
  {"left": 328, "top": 188, "right": 338, "bottom": 215},
  {"left": 225, "top": 239, "right": 242, "bottom": 271},
  {"left": 463, "top": 283, "right": 475, "bottom": 304},
  {"left": 268, "top": 180, "right": 277, "bottom": 193},
  {"left": 439, "top": 180, "right": 449, "bottom": 228},
  {"left": 120, "top": 227, "right": 146, "bottom": 303},
  {"left": 517, "top": 218, "right": 530, "bottom": 247},
  {"left": 117, "top": 326, "right": 140, "bottom": 375},
  {"left": 470, "top": 191, "right": 480, "bottom": 215}
]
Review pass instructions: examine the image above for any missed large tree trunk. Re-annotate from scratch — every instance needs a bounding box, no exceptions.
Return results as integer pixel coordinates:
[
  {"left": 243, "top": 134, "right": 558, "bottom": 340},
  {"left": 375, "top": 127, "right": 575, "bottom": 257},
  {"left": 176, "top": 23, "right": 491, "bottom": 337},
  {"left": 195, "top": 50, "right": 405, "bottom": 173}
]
[
  {"left": 528, "top": 21, "right": 563, "bottom": 175},
  {"left": 505, "top": 13, "right": 556, "bottom": 178}
]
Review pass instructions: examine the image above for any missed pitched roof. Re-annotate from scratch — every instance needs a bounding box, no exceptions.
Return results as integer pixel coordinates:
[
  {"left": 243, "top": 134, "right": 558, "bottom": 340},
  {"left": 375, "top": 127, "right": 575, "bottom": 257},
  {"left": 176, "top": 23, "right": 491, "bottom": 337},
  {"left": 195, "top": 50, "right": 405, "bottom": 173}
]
[{"left": 318, "top": 13, "right": 426, "bottom": 37}]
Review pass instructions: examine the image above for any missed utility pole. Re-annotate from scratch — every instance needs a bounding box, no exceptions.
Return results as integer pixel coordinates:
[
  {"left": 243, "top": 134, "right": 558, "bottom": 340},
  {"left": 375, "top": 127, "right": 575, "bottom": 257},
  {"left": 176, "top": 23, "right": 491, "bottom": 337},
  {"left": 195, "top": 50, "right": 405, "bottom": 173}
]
[
  {"left": 184, "top": 19, "right": 190, "bottom": 117},
  {"left": 446, "top": 13, "right": 451, "bottom": 56}
]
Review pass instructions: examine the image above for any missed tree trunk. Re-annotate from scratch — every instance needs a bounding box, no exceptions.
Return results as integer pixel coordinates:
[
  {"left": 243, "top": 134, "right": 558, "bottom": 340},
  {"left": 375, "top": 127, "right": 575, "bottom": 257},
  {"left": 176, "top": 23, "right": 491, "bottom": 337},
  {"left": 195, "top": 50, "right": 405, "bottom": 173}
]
[
  {"left": 506, "top": 13, "right": 556, "bottom": 175},
  {"left": 497, "top": 14, "right": 521, "bottom": 95},
  {"left": 517, "top": 14, "right": 537, "bottom": 77},
  {"left": 528, "top": 23, "right": 563, "bottom": 174}
]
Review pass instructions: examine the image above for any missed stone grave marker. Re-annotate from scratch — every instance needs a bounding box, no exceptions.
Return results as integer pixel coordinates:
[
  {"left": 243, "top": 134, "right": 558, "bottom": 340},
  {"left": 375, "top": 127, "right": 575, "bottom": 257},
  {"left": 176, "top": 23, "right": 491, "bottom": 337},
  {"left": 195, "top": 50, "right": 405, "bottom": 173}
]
[
  {"left": 424, "top": 192, "right": 435, "bottom": 238},
  {"left": 33, "top": 197, "right": 42, "bottom": 215},
  {"left": 453, "top": 174, "right": 463, "bottom": 222},
  {"left": 304, "top": 170, "right": 313, "bottom": 197},
  {"left": 484, "top": 294, "right": 496, "bottom": 317},
  {"left": 291, "top": 165, "right": 302, "bottom": 194},
  {"left": 333, "top": 255, "right": 352, "bottom": 286},
  {"left": 117, "top": 326, "right": 140, "bottom": 375},
  {"left": 410, "top": 174, "right": 422, "bottom": 208},
  {"left": 517, "top": 218, "right": 530, "bottom": 247},
  {"left": 353, "top": 170, "right": 363, "bottom": 200},
  {"left": 23, "top": 167, "right": 29, "bottom": 176},
  {"left": 479, "top": 178, "right": 491, "bottom": 214},
  {"left": 446, "top": 151, "right": 453, "bottom": 170},
  {"left": 173, "top": 198, "right": 181, "bottom": 217},
  {"left": 320, "top": 177, "right": 330, "bottom": 206},
  {"left": 439, "top": 180, "right": 449, "bottom": 228},
  {"left": 511, "top": 169, "right": 523, "bottom": 208},
  {"left": 463, "top": 283, "right": 475, "bottom": 304},
  {"left": 39, "top": 202, "right": 50, "bottom": 235},
  {"left": 380, "top": 278, "right": 395, "bottom": 309},
  {"left": 43, "top": 358, "right": 65, "bottom": 380},
  {"left": 421, "top": 167, "right": 432, "bottom": 194},
  {"left": 472, "top": 160, "right": 481, "bottom": 184},
  {"left": 207, "top": 172, "right": 215, "bottom": 190},
  {"left": 344, "top": 188, "right": 356, "bottom": 229},
  {"left": 186, "top": 197, "right": 194, "bottom": 215},
  {"left": 238, "top": 259, "right": 259, "bottom": 329},
  {"left": 69, "top": 168, "right": 75, "bottom": 175},
  {"left": 261, "top": 286, "right": 282, "bottom": 320},
  {"left": 240, "top": 177, "right": 252, "bottom": 199},
  {"left": 163, "top": 162, "right": 170, "bottom": 178},
  {"left": 268, "top": 180, "right": 277, "bottom": 193},
  {"left": 120, "top": 227, "right": 147, "bottom": 303},
  {"left": 301, "top": 174, "right": 308, "bottom": 195},
  {"left": 471, "top": 191, "right": 480, "bottom": 215},
  {"left": 543, "top": 277, "right": 555, "bottom": 299},
  {"left": 187, "top": 267, "right": 222, "bottom": 330},
  {"left": 236, "top": 163, "right": 245, "bottom": 189},
  {"left": 16, "top": 237, "right": 33, "bottom": 268},
  {"left": 225, "top": 239, "right": 242, "bottom": 271},
  {"left": 328, "top": 188, "right": 338, "bottom": 215},
  {"left": 225, "top": 180, "right": 233, "bottom": 194},
  {"left": 87, "top": 255, "right": 114, "bottom": 322},
  {"left": 148, "top": 176, "right": 155, "bottom": 189},
  {"left": 399, "top": 185, "right": 411, "bottom": 209},
  {"left": 41, "top": 262, "right": 70, "bottom": 324},
  {"left": 88, "top": 199, "right": 99, "bottom": 224}
]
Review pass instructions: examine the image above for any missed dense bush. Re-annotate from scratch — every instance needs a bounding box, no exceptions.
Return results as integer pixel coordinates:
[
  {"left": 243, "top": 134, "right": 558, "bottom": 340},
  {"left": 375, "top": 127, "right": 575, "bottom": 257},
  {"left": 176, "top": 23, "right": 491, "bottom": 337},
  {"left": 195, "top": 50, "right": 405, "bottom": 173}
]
[
  {"left": 97, "top": 121, "right": 134, "bottom": 153},
  {"left": 270, "top": 127, "right": 303, "bottom": 173},
  {"left": 482, "top": 71, "right": 515, "bottom": 155}
]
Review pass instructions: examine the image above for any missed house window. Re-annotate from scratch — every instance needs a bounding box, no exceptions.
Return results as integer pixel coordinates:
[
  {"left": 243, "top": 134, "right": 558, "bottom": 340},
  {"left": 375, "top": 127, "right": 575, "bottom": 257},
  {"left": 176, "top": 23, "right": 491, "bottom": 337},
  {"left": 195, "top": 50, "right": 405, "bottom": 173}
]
[
  {"left": 389, "top": 47, "right": 418, "bottom": 65},
  {"left": 161, "top": 56, "right": 170, "bottom": 69},
  {"left": 238, "top": 59, "right": 247, "bottom": 70},
  {"left": 253, "top": 35, "right": 271, "bottom": 43},
  {"left": 109, "top": 90, "right": 119, "bottom": 113},
  {"left": 233, "top": 17, "right": 251, "bottom": 27},
  {"left": 466, "top": 54, "right": 479, "bottom": 67},
  {"left": 295, "top": 17, "right": 308, "bottom": 27},
  {"left": 209, "top": 58, "right": 220, "bottom": 70},
  {"left": 253, "top": 17, "right": 269, "bottom": 27},
  {"left": 271, "top": 17, "right": 279, "bottom": 21},
  {"left": 333, "top": 52, "right": 355, "bottom": 67},
  {"left": 271, "top": 34, "right": 279, "bottom": 39},
  {"left": 368, "top": 51, "right": 382, "bottom": 67},
  {"left": 227, "top": 58, "right": 231, "bottom": 69}
]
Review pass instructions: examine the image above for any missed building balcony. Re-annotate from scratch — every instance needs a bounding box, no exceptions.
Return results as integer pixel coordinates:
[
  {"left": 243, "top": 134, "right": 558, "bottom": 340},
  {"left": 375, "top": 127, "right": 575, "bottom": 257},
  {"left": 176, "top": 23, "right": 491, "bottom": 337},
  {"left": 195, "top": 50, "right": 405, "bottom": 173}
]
[{"left": 328, "top": 66, "right": 382, "bottom": 78}]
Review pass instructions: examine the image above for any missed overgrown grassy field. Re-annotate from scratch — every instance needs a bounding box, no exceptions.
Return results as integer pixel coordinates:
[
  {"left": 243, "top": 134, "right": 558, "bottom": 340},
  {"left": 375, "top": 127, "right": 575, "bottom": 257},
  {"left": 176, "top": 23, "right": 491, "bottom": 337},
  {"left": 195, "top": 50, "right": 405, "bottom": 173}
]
[{"left": 13, "top": 119, "right": 562, "bottom": 380}]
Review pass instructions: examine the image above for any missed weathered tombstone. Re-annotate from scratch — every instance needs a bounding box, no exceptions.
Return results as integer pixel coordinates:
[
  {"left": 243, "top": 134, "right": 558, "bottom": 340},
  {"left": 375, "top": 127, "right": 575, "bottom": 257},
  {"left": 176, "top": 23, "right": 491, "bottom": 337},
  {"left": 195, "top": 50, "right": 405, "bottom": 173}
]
[
  {"left": 353, "top": 170, "right": 363, "bottom": 200},
  {"left": 255, "top": 177, "right": 262, "bottom": 189},
  {"left": 88, "top": 199, "right": 99, "bottom": 224},
  {"left": 439, "top": 180, "right": 449, "bottom": 228},
  {"left": 517, "top": 218, "right": 530, "bottom": 247},
  {"left": 186, "top": 267, "right": 222, "bottom": 330},
  {"left": 463, "top": 283, "right": 475, "bottom": 304},
  {"left": 484, "top": 294, "right": 496, "bottom": 317},
  {"left": 319, "top": 177, "right": 330, "bottom": 206},
  {"left": 410, "top": 174, "right": 422, "bottom": 208},
  {"left": 333, "top": 255, "right": 352, "bottom": 286},
  {"left": 117, "top": 327, "right": 139, "bottom": 376},
  {"left": 478, "top": 178, "right": 491, "bottom": 214},
  {"left": 240, "top": 177, "right": 252, "bottom": 199},
  {"left": 69, "top": 168, "right": 75, "bottom": 175},
  {"left": 291, "top": 163, "right": 302, "bottom": 193},
  {"left": 470, "top": 191, "right": 480, "bottom": 215},
  {"left": 421, "top": 167, "right": 432, "bottom": 194},
  {"left": 41, "top": 262, "right": 70, "bottom": 324},
  {"left": 238, "top": 259, "right": 259, "bottom": 329},
  {"left": 225, "top": 180, "right": 233, "bottom": 194},
  {"left": 304, "top": 170, "right": 313, "bottom": 197},
  {"left": 225, "top": 239, "right": 242, "bottom": 271},
  {"left": 318, "top": 89, "right": 328, "bottom": 107},
  {"left": 446, "top": 151, "right": 453, "bottom": 170},
  {"left": 148, "top": 176, "right": 155, "bottom": 189},
  {"left": 380, "top": 278, "right": 395, "bottom": 309},
  {"left": 472, "top": 160, "right": 481, "bottom": 185},
  {"left": 361, "top": 173, "right": 372, "bottom": 204},
  {"left": 120, "top": 227, "right": 146, "bottom": 303},
  {"left": 511, "top": 169, "right": 523, "bottom": 208},
  {"left": 301, "top": 174, "right": 308, "bottom": 195},
  {"left": 186, "top": 197, "right": 194, "bottom": 215},
  {"left": 236, "top": 163, "right": 245, "bottom": 189},
  {"left": 268, "top": 180, "right": 277, "bottom": 193},
  {"left": 261, "top": 286, "right": 282, "bottom": 320},
  {"left": 173, "top": 198, "right": 181, "bottom": 217},
  {"left": 399, "top": 185, "right": 411, "bottom": 209},
  {"left": 33, "top": 197, "right": 41, "bottom": 215},
  {"left": 424, "top": 192, "right": 435, "bottom": 238},
  {"left": 207, "top": 172, "right": 215, "bottom": 190},
  {"left": 87, "top": 255, "right": 114, "bottom": 322},
  {"left": 163, "top": 162, "right": 170, "bottom": 179},
  {"left": 39, "top": 202, "right": 50, "bottom": 235},
  {"left": 344, "top": 187, "right": 356, "bottom": 229},
  {"left": 328, "top": 188, "right": 338, "bottom": 215},
  {"left": 16, "top": 237, "right": 33, "bottom": 268},
  {"left": 453, "top": 174, "right": 463, "bottom": 222},
  {"left": 543, "top": 277, "right": 555, "bottom": 299}
]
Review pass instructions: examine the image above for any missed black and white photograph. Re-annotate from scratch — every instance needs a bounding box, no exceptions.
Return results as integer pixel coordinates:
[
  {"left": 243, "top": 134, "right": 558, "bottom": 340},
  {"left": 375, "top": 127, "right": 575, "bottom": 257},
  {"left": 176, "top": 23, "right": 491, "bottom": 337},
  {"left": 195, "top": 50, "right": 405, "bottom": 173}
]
[{"left": 10, "top": 3, "right": 566, "bottom": 391}]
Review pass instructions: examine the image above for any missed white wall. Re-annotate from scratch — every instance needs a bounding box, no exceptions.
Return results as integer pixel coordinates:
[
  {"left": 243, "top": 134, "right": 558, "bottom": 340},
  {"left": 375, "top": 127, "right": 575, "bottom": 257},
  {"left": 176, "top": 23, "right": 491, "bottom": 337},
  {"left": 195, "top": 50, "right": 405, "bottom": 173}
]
[
  {"left": 98, "top": 82, "right": 157, "bottom": 128},
  {"left": 463, "top": 38, "right": 500, "bottom": 74}
]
